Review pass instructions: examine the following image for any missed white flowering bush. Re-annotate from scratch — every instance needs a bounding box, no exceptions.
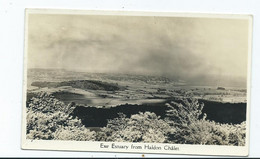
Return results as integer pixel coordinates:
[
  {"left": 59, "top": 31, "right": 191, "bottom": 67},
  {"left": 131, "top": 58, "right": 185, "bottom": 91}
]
[
  {"left": 26, "top": 92, "right": 96, "bottom": 140},
  {"left": 53, "top": 126, "right": 96, "bottom": 141},
  {"left": 97, "top": 112, "right": 174, "bottom": 143},
  {"left": 165, "top": 98, "right": 246, "bottom": 145},
  {"left": 27, "top": 92, "right": 76, "bottom": 114}
]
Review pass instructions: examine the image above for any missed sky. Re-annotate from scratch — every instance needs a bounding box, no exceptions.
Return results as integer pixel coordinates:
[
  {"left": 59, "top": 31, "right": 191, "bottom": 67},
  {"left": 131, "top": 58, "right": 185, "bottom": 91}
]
[{"left": 27, "top": 13, "right": 250, "bottom": 87}]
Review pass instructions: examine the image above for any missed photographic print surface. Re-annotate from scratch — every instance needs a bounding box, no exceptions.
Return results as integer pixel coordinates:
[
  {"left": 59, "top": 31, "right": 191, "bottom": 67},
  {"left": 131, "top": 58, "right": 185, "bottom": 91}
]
[{"left": 22, "top": 9, "right": 252, "bottom": 156}]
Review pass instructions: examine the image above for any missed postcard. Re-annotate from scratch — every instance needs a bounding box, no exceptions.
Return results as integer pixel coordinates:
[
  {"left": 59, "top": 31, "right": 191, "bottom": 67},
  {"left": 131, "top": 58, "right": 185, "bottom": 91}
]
[{"left": 22, "top": 9, "right": 252, "bottom": 156}]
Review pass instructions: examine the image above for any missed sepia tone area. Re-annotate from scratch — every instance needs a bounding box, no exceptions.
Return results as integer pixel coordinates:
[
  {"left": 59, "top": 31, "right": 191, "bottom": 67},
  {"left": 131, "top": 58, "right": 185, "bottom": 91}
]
[{"left": 25, "top": 13, "right": 249, "bottom": 145}]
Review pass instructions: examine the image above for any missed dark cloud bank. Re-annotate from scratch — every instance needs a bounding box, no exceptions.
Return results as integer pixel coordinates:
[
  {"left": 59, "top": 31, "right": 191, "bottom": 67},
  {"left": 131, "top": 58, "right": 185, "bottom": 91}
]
[{"left": 27, "top": 14, "right": 250, "bottom": 87}]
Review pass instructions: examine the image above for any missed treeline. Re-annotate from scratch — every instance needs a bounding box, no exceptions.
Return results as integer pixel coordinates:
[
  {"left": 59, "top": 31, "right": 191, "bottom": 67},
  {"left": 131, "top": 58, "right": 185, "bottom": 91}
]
[
  {"left": 31, "top": 80, "right": 126, "bottom": 91},
  {"left": 26, "top": 92, "right": 246, "bottom": 146}
]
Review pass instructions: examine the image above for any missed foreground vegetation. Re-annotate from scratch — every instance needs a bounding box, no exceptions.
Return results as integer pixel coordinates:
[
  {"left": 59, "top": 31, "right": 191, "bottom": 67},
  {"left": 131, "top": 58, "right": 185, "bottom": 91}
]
[{"left": 26, "top": 92, "right": 246, "bottom": 146}]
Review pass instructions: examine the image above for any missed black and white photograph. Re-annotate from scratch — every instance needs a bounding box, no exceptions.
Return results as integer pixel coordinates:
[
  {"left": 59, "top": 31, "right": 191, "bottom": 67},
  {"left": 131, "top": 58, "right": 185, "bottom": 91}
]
[{"left": 22, "top": 9, "right": 252, "bottom": 156}]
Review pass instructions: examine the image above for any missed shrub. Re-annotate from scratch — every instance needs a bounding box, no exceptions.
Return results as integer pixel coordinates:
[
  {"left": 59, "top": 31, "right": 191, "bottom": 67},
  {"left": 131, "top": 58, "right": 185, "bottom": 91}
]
[
  {"left": 97, "top": 112, "right": 174, "bottom": 143},
  {"left": 53, "top": 126, "right": 96, "bottom": 141},
  {"left": 27, "top": 110, "right": 70, "bottom": 140},
  {"left": 165, "top": 98, "right": 246, "bottom": 146},
  {"left": 27, "top": 92, "right": 76, "bottom": 114},
  {"left": 26, "top": 92, "right": 96, "bottom": 141}
]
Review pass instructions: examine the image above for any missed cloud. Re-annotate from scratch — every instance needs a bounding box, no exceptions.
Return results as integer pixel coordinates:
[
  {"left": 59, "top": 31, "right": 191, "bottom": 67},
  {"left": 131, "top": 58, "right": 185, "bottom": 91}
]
[{"left": 27, "top": 14, "right": 250, "bottom": 87}]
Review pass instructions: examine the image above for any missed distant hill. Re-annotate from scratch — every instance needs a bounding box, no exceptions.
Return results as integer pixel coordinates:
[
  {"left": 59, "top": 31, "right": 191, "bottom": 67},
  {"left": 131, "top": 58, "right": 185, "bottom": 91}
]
[{"left": 31, "top": 80, "right": 126, "bottom": 91}]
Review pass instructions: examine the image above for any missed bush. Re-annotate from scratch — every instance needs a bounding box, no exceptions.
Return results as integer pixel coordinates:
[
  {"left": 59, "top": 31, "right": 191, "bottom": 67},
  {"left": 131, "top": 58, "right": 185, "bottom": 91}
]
[
  {"left": 27, "top": 92, "right": 76, "bottom": 114},
  {"left": 53, "top": 126, "right": 96, "bottom": 141},
  {"left": 165, "top": 98, "right": 246, "bottom": 145},
  {"left": 26, "top": 92, "right": 96, "bottom": 140},
  {"left": 97, "top": 112, "right": 174, "bottom": 143},
  {"left": 26, "top": 110, "right": 86, "bottom": 140}
]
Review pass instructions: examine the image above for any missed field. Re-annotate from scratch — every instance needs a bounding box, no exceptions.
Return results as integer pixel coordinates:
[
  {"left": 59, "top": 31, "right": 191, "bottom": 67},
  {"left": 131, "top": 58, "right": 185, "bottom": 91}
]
[
  {"left": 28, "top": 69, "right": 247, "bottom": 105},
  {"left": 26, "top": 69, "right": 247, "bottom": 145}
]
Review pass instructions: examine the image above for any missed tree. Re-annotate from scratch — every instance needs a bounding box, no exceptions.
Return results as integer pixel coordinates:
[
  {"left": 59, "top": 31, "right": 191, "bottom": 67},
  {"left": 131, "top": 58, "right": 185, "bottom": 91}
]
[
  {"left": 97, "top": 112, "right": 173, "bottom": 143},
  {"left": 165, "top": 98, "right": 245, "bottom": 145}
]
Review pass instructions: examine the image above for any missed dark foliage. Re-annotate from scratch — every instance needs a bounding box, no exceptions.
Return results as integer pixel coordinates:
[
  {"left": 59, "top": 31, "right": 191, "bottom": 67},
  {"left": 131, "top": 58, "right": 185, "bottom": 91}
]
[
  {"left": 31, "top": 80, "right": 126, "bottom": 91},
  {"left": 26, "top": 92, "right": 246, "bottom": 145}
]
